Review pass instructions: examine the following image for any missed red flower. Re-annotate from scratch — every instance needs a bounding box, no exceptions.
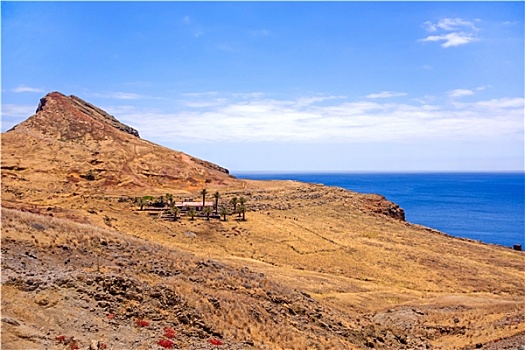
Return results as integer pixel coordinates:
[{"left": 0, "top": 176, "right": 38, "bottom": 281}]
[
  {"left": 208, "top": 338, "right": 223, "bottom": 346},
  {"left": 163, "top": 327, "right": 177, "bottom": 339},
  {"left": 56, "top": 335, "right": 66, "bottom": 343},
  {"left": 157, "top": 339, "right": 174, "bottom": 349},
  {"left": 107, "top": 313, "right": 115, "bottom": 319},
  {"left": 135, "top": 318, "right": 149, "bottom": 327},
  {"left": 99, "top": 343, "right": 107, "bottom": 349}
]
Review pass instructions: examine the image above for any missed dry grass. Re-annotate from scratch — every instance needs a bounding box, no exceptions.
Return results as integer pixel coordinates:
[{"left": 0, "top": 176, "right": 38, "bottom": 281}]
[
  {"left": 2, "top": 180, "right": 525, "bottom": 349},
  {"left": 1, "top": 207, "right": 367, "bottom": 349}
]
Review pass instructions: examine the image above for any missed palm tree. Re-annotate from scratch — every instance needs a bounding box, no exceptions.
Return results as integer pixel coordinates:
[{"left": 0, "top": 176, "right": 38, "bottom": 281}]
[
  {"left": 200, "top": 189, "right": 208, "bottom": 209},
  {"left": 166, "top": 193, "right": 174, "bottom": 208},
  {"left": 154, "top": 195, "right": 166, "bottom": 208},
  {"left": 137, "top": 197, "right": 145, "bottom": 211},
  {"left": 237, "top": 203, "right": 247, "bottom": 221},
  {"left": 171, "top": 206, "right": 180, "bottom": 221},
  {"left": 187, "top": 207, "right": 197, "bottom": 221},
  {"left": 238, "top": 197, "right": 246, "bottom": 217},
  {"left": 213, "top": 191, "right": 220, "bottom": 213},
  {"left": 230, "top": 197, "right": 238, "bottom": 214},
  {"left": 203, "top": 206, "right": 213, "bottom": 221},
  {"left": 219, "top": 206, "right": 229, "bottom": 221}
]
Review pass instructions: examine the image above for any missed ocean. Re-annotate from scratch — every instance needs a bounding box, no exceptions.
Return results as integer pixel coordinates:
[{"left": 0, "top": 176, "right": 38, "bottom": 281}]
[{"left": 234, "top": 172, "right": 525, "bottom": 248}]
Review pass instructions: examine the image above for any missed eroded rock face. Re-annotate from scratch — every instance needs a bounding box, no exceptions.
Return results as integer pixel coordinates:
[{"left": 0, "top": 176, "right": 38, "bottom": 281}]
[
  {"left": 11, "top": 91, "right": 139, "bottom": 139},
  {"left": 361, "top": 194, "right": 406, "bottom": 221},
  {"left": 68, "top": 95, "right": 140, "bottom": 137}
]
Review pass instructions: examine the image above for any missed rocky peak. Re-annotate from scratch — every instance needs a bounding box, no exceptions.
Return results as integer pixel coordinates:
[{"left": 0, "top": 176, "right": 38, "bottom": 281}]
[{"left": 9, "top": 91, "right": 139, "bottom": 139}]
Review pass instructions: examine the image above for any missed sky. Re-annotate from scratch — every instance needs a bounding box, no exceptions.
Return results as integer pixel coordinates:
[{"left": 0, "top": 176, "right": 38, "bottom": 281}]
[{"left": 1, "top": 1, "right": 524, "bottom": 172}]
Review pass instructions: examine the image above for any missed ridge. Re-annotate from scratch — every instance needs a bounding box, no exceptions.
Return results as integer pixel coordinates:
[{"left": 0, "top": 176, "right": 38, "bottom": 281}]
[{"left": 8, "top": 91, "right": 139, "bottom": 139}]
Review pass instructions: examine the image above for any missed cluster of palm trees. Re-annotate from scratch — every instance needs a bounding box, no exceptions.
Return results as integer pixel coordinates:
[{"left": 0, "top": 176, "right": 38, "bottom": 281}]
[
  {"left": 200, "top": 189, "right": 248, "bottom": 222},
  {"left": 135, "top": 190, "right": 247, "bottom": 222},
  {"left": 228, "top": 195, "right": 247, "bottom": 221}
]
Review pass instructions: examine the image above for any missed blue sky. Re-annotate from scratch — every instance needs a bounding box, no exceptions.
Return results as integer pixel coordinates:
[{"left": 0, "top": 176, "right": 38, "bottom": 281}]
[{"left": 2, "top": 1, "right": 523, "bottom": 172}]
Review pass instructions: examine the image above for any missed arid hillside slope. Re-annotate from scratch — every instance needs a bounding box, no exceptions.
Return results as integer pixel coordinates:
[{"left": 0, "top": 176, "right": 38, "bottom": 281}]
[
  {"left": 2, "top": 92, "right": 238, "bottom": 197},
  {"left": 2, "top": 207, "right": 377, "bottom": 350},
  {"left": 2, "top": 93, "right": 524, "bottom": 350}
]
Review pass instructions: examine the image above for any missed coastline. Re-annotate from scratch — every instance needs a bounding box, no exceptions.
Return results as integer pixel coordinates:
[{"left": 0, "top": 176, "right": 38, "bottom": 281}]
[{"left": 234, "top": 171, "right": 525, "bottom": 248}]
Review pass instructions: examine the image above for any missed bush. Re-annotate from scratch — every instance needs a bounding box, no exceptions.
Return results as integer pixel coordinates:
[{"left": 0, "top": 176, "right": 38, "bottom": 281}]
[{"left": 85, "top": 170, "right": 96, "bottom": 181}]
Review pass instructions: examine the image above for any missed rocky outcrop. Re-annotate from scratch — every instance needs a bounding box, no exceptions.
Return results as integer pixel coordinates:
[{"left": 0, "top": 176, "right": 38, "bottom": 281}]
[
  {"left": 67, "top": 95, "right": 139, "bottom": 137},
  {"left": 361, "top": 193, "right": 406, "bottom": 221},
  {"left": 8, "top": 92, "right": 137, "bottom": 140},
  {"left": 10, "top": 92, "right": 139, "bottom": 138}
]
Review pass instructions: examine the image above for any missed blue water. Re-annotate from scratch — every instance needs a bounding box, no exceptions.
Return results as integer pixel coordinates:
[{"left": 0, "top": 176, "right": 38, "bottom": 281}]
[{"left": 234, "top": 172, "right": 525, "bottom": 248}]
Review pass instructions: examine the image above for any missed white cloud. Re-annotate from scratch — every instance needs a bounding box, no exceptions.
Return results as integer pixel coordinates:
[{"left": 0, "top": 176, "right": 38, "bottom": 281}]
[
  {"left": 423, "top": 18, "right": 478, "bottom": 32},
  {"left": 111, "top": 92, "right": 146, "bottom": 100},
  {"left": 183, "top": 98, "right": 228, "bottom": 108},
  {"left": 447, "top": 89, "right": 474, "bottom": 98},
  {"left": 469, "top": 97, "right": 524, "bottom": 109},
  {"left": 12, "top": 86, "right": 44, "bottom": 93},
  {"left": 180, "top": 92, "right": 263, "bottom": 108},
  {"left": 106, "top": 93, "right": 524, "bottom": 145},
  {"left": 92, "top": 92, "right": 151, "bottom": 100},
  {"left": 181, "top": 91, "right": 220, "bottom": 97},
  {"left": 420, "top": 17, "right": 479, "bottom": 48},
  {"left": 476, "top": 85, "right": 491, "bottom": 91},
  {"left": 366, "top": 91, "right": 407, "bottom": 99},
  {"left": 1, "top": 104, "right": 36, "bottom": 130},
  {"left": 421, "top": 32, "right": 478, "bottom": 48},
  {"left": 1, "top": 104, "right": 36, "bottom": 117}
]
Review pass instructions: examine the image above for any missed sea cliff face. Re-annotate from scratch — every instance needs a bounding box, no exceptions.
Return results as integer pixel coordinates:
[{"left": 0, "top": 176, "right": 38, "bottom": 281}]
[{"left": 363, "top": 193, "right": 405, "bottom": 221}]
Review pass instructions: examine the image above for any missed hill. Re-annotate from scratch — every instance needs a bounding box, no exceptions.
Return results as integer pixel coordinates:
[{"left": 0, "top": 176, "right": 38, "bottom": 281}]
[
  {"left": 2, "top": 92, "right": 238, "bottom": 199},
  {"left": 1, "top": 93, "right": 524, "bottom": 349}
]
